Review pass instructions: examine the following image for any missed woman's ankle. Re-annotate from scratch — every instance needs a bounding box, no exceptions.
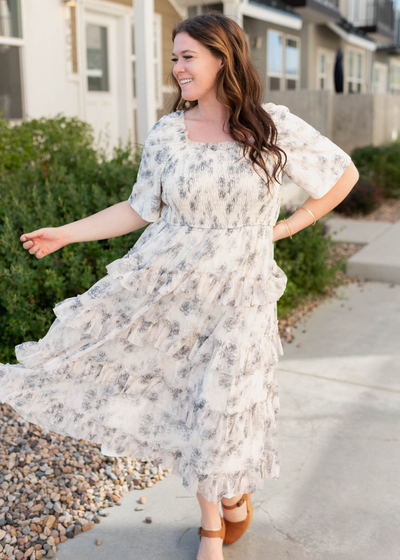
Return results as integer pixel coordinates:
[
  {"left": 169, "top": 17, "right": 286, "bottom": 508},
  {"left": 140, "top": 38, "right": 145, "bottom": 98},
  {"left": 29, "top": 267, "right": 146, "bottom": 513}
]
[
  {"left": 221, "top": 493, "right": 243, "bottom": 506},
  {"left": 201, "top": 519, "right": 223, "bottom": 531}
]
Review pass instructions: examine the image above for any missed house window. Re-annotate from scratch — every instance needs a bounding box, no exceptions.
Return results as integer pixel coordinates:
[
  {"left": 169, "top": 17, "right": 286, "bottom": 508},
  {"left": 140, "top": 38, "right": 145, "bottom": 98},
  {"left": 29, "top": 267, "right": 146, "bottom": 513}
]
[
  {"left": 131, "top": 14, "right": 162, "bottom": 103},
  {"left": 317, "top": 49, "right": 334, "bottom": 91},
  {"left": 267, "top": 30, "right": 283, "bottom": 90},
  {"left": 0, "top": 0, "right": 23, "bottom": 119},
  {"left": 267, "top": 30, "right": 300, "bottom": 91},
  {"left": 389, "top": 63, "right": 400, "bottom": 95},
  {"left": 373, "top": 62, "right": 388, "bottom": 94},
  {"left": 86, "top": 24, "right": 109, "bottom": 92},
  {"left": 346, "top": 49, "right": 364, "bottom": 93},
  {"left": 285, "top": 36, "right": 299, "bottom": 90},
  {"left": 0, "top": 0, "right": 22, "bottom": 38}
]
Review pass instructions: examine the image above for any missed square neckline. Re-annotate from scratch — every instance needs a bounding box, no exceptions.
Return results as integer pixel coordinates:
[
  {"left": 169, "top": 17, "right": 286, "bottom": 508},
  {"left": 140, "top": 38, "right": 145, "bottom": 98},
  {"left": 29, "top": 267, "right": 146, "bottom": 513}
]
[{"left": 179, "top": 109, "right": 239, "bottom": 147}]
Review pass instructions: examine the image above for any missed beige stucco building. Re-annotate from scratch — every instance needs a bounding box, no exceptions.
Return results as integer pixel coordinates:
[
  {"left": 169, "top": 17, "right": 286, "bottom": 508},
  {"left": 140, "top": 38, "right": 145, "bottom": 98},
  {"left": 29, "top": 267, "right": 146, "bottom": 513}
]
[{"left": 1, "top": 0, "right": 400, "bottom": 153}]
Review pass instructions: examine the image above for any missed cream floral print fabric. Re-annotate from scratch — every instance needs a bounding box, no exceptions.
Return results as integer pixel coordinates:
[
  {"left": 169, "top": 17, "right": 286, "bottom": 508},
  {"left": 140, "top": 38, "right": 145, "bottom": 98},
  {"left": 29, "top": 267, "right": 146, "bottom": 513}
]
[{"left": 0, "top": 103, "right": 351, "bottom": 504}]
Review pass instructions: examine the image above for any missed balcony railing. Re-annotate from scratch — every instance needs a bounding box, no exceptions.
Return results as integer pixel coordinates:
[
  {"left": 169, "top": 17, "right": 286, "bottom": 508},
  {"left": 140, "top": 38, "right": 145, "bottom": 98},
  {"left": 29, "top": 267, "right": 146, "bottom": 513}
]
[{"left": 350, "top": 0, "right": 394, "bottom": 35}]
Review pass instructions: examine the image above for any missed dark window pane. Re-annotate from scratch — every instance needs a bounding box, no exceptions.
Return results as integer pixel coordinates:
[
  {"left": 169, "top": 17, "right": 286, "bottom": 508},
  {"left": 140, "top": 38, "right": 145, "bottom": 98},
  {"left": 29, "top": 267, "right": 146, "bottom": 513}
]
[
  {"left": 0, "top": 44, "right": 23, "bottom": 119},
  {"left": 270, "top": 77, "right": 280, "bottom": 90},
  {"left": 0, "top": 0, "right": 22, "bottom": 38},
  {"left": 285, "top": 38, "right": 299, "bottom": 76},
  {"left": 286, "top": 79, "right": 296, "bottom": 90},
  {"left": 86, "top": 24, "right": 109, "bottom": 92}
]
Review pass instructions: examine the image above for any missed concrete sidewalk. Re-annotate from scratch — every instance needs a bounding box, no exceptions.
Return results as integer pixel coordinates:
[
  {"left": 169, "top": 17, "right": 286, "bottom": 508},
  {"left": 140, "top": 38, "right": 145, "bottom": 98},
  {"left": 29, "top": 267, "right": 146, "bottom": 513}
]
[
  {"left": 325, "top": 217, "right": 400, "bottom": 283},
  {"left": 57, "top": 281, "right": 400, "bottom": 560}
]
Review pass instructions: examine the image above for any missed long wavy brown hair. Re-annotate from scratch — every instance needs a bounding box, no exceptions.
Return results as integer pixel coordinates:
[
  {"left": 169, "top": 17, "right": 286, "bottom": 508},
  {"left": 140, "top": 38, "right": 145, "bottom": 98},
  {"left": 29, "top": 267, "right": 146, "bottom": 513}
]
[{"left": 168, "top": 12, "right": 287, "bottom": 193}]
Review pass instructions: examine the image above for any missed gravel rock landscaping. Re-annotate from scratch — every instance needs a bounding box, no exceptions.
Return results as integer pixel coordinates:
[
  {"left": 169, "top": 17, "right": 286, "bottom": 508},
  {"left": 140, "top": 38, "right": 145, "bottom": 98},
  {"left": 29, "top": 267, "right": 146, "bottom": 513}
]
[{"left": 0, "top": 406, "right": 170, "bottom": 560}]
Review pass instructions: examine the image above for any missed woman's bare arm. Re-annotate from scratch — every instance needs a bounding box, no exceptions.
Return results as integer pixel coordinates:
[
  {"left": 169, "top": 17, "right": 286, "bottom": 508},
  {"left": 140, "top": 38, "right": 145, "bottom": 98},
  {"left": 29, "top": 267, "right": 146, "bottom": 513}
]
[
  {"left": 273, "top": 161, "right": 359, "bottom": 242},
  {"left": 59, "top": 201, "right": 149, "bottom": 244},
  {"left": 20, "top": 201, "right": 149, "bottom": 259}
]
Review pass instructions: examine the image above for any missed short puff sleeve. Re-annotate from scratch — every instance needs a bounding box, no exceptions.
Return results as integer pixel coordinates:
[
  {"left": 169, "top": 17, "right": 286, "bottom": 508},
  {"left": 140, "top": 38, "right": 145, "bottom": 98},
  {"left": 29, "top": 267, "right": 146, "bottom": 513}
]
[
  {"left": 263, "top": 102, "right": 352, "bottom": 199},
  {"left": 128, "top": 115, "right": 175, "bottom": 222}
]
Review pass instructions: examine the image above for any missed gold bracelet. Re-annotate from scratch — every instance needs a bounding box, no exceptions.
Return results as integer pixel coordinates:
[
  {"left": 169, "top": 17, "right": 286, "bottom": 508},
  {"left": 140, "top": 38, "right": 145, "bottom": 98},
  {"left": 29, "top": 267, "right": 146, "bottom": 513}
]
[
  {"left": 297, "top": 206, "right": 316, "bottom": 226},
  {"left": 283, "top": 218, "right": 292, "bottom": 239}
]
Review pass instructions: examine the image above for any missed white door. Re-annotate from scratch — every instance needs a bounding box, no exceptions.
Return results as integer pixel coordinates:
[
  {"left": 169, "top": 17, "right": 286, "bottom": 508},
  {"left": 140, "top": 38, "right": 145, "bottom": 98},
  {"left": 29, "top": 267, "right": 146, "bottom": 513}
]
[{"left": 84, "top": 11, "right": 119, "bottom": 153}]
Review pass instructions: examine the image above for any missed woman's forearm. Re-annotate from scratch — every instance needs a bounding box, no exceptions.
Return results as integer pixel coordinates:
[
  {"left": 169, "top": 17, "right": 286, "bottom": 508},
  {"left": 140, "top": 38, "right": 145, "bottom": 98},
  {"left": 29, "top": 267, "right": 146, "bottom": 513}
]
[
  {"left": 274, "top": 161, "right": 359, "bottom": 241},
  {"left": 60, "top": 201, "right": 150, "bottom": 244}
]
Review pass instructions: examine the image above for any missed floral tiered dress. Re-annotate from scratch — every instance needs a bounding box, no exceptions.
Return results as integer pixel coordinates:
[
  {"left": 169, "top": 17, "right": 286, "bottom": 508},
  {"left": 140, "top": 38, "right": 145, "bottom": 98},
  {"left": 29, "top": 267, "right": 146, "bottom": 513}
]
[{"left": 0, "top": 103, "right": 351, "bottom": 503}]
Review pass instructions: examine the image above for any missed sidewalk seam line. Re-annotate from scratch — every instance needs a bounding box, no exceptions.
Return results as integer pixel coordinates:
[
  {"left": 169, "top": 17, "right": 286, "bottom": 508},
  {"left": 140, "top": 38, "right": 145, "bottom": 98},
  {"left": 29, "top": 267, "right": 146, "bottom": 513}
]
[{"left": 277, "top": 367, "right": 400, "bottom": 394}]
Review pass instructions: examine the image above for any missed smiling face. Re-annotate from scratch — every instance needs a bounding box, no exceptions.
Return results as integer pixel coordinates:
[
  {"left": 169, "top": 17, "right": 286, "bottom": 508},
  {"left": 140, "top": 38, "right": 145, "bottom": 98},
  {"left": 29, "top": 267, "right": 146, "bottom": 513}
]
[{"left": 172, "top": 32, "right": 225, "bottom": 102}]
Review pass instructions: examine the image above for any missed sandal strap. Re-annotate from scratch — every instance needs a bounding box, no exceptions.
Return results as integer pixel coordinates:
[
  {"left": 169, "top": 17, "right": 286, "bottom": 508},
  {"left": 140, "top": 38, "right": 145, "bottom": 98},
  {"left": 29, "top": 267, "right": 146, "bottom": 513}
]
[
  {"left": 198, "top": 515, "right": 225, "bottom": 540},
  {"left": 221, "top": 494, "right": 245, "bottom": 510}
]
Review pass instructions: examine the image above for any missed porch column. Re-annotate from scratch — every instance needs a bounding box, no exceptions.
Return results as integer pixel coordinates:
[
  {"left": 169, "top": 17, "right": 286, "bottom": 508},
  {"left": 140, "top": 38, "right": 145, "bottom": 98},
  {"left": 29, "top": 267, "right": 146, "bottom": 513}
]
[
  {"left": 134, "top": 0, "right": 157, "bottom": 144},
  {"left": 223, "top": 1, "right": 243, "bottom": 28}
]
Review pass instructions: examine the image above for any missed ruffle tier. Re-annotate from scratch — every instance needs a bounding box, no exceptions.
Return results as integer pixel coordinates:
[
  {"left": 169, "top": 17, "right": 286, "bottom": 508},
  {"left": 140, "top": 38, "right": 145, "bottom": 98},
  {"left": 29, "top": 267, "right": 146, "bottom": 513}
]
[{"left": 0, "top": 219, "right": 284, "bottom": 503}]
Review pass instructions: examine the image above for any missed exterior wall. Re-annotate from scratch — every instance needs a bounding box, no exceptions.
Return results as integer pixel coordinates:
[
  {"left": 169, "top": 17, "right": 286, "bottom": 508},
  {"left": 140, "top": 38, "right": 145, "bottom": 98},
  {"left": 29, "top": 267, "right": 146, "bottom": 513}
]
[
  {"left": 374, "top": 51, "right": 389, "bottom": 65},
  {"left": 243, "top": 15, "right": 267, "bottom": 89},
  {"left": 23, "top": 0, "right": 79, "bottom": 119},
  {"left": 265, "top": 89, "right": 332, "bottom": 136},
  {"left": 107, "top": 0, "right": 133, "bottom": 6},
  {"left": 331, "top": 93, "right": 374, "bottom": 150},
  {"left": 243, "top": 15, "right": 302, "bottom": 94}
]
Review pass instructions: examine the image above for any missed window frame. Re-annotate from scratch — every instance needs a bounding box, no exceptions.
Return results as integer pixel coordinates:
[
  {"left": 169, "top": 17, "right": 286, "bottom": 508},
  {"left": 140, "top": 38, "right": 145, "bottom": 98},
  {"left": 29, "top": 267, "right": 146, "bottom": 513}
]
[
  {"left": 266, "top": 29, "right": 300, "bottom": 92},
  {"left": 316, "top": 48, "right": 335, "bottom": 91},
  {"left": 389, "top": 60, "right": 400, "bottom": 95},
  {"left": 284, "top": 33, "right": 300, "bottom": 91},
  {"left": 0, "top": 0, "right": 25, "bottom": 121},
  {"left": 345, "top": 46, "right": 365, "bottom": 94},
  {"left": 372, "top": 61, "right": 388, "bottom": 94},
  {"left": 85, "top": 22, "right": 110, "bottom": 93}
]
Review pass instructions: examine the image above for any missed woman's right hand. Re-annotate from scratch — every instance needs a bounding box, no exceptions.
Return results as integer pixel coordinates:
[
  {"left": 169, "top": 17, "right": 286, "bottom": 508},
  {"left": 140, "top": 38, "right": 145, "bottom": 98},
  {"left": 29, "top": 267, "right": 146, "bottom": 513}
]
[{"left": 20, "top": 227, "right": 69, "bottom": 259}]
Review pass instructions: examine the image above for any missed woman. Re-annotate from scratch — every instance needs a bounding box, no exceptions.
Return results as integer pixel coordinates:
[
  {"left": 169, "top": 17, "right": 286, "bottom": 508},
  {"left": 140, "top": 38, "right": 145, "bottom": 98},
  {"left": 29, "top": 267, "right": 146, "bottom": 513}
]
[{"left": 0, "top": 12, "right": 359, "bottom": 560}]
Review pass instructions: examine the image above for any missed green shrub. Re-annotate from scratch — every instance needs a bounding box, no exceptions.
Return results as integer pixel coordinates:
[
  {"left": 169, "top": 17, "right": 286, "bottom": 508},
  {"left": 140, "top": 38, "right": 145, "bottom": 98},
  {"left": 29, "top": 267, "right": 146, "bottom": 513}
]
[
  {"left": 334, "top": 179, "right": 383, "bottom": 216},
  {"left": 0, "top": 115, "right": 144, "bottom": 364},
  {"left": 351, "top": 142, "right": 400, "bottom": 199},
  {"left": 275, "top": 207, "right": 343, "bottom": 319}
]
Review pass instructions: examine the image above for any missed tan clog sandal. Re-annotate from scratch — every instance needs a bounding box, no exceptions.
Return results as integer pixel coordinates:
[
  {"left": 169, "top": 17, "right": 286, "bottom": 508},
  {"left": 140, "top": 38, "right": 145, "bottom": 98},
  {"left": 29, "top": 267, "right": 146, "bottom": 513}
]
[{"left": 221, "top": 493, "right": 253, "bottom": 545}]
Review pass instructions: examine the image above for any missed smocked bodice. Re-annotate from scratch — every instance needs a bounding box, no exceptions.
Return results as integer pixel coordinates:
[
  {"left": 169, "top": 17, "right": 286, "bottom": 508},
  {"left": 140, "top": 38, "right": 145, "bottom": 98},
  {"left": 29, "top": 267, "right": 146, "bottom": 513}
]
[{"left": 158, "top": 110, "right": 281, "bottom": 229}]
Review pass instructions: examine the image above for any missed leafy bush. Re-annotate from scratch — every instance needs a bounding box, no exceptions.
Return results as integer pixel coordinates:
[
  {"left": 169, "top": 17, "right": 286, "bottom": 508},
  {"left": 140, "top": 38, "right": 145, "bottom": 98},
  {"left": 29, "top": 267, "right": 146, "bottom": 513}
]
[
  {"left": 334, "top": 179, "right": 383, "bottom": 216},
  {"left": 275, "top": 207, "right": 343, "bottom": 318},
  {"left": 0, "top": 115, "right": 144, "bottom": 364},
  {"left": 350, "top": 142, "right": 400, "bottom": 200}
]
